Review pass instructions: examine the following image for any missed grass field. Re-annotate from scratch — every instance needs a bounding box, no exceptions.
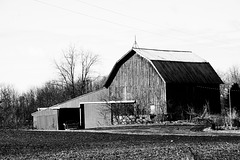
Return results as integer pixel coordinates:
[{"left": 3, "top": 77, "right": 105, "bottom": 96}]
[{"left": 0, "top": 129, "right": 240, "bottom": 159}]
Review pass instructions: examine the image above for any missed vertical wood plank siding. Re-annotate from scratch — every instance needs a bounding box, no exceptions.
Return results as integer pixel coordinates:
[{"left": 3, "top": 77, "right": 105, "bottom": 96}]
[{"left": 109, "top": 54, "right": 166, "bottom": 114}]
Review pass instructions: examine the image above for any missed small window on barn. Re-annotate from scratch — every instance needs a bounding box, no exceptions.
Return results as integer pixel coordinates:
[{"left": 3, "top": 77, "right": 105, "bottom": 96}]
[{"left": 150, "top": 105, "right": 156, "bottom": 115}]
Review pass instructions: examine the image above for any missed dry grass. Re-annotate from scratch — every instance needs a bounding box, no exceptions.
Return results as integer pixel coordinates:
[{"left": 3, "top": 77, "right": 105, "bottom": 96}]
[{"left": 0, "top": 129, "right": 240, "bottom": 159}]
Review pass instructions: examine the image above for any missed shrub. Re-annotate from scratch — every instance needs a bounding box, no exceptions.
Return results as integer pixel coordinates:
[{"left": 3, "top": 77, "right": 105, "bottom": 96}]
[
  {"left": 152, "top": 114, "right": 168, "bottom": 123},
  {"left": 191, "top": 117, "right": 213, "bottom": 127},
  {"left": 225, "top": 108, "right": 240, "bottom": 128},
  {"left": 209, "top": 115, "right": 226, "bottom": 130}
]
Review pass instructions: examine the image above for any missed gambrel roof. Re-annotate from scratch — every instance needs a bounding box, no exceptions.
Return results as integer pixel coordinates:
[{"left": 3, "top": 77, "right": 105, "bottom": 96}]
[{"left": 104, "top": 48, "right": 223, "bottom": 88}]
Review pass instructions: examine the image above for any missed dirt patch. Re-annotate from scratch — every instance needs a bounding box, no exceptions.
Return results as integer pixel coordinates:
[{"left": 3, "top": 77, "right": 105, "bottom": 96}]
[
  {"left": 1, "top": 129, "right": 240, "bottom": 159},
  {"left": 87, "top": 124, "right": 240, "bottom": 136}
]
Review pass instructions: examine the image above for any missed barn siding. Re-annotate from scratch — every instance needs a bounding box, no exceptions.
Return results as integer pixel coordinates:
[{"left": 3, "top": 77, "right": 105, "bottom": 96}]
[
  {"left": 32, "top": 109, "right": 58, "bottom": 130},
  {"left": 84, "top": 103, "right": 111, "bottom": 129},
  {"left": 109, "top": 54, "right": 166, "bottom": 114}
]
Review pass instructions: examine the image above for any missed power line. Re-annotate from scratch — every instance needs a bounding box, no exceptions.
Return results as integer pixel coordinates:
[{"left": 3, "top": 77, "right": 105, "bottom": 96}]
[
  {"left": 74, "top": 0, "right": 212, "bottom": 38},
  {"left": 74, "top": 0, "right": 166, "bottom": 29},
  {"left": 74, "top": 0, "right": 238, "bottom": 45},
  {"left": 32, "top": 0, "right": 132, "bottom": 29},
  {"left": 32, "top": 0, "right": 207, "bottom": 44},
  {"left": 74, "top": 0, "right": 212, "bottom": 42},
  {"left": 33, "top": 0, "right": 239, "bottom": 48},
  {"left": 32, "top": 0, "right": 171, "bottom": 37}
]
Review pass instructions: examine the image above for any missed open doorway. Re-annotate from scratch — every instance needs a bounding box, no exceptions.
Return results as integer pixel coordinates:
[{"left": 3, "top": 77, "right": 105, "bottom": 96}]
[{"left": 58, "top": 108, "right": 80, "bottom": 130}]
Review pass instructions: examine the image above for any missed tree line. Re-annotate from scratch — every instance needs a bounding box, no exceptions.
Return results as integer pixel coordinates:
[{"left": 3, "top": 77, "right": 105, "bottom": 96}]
[
  {"left": 219, "top": 65, "right": 240, "bottom": 115},
  {"left": 0, "top": 46, "right": 107, "bottom": 128}
]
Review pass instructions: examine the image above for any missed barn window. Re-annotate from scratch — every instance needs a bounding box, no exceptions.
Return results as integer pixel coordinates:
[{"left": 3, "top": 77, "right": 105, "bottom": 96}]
[{"left": 150, "top": 105, "right": 156, "bottom": 114}]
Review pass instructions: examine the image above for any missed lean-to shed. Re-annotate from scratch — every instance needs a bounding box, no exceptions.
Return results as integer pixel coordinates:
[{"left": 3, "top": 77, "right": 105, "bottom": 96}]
[
  {"left": 104, "top": 48, "right": 223, "bottom": 120},
  {"left": 32, "top": 88, "right": 113, "bottom": 130}
]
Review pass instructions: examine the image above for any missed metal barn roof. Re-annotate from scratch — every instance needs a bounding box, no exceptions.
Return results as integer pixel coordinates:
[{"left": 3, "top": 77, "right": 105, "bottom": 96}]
[
  {"left": 104, "top": 48, "right": 223, "bottom": 87},
  {"left": 134, "top": 48, "right": 206, "bottom": 63},
  {"left": 151, "top": 60, "right": 222, "bottom": 84}
]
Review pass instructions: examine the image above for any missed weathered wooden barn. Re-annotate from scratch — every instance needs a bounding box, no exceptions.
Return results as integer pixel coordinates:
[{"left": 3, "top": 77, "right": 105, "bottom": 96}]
[
  {"left": 104, "top": 48, "right": 223, "bottom": 120},
  {"left": 32, "top": 47, "right": 223, "bottom": 130}
]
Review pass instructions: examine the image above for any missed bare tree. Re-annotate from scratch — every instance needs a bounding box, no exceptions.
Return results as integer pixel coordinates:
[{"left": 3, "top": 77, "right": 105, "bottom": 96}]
[
  {"left": 55, "top": 46, "right": 78, "bottom": 98},
  {"left": 228, "top": 65, "right": 240, "bottom": 84},
  {"left": 78, "top": 50, "right": 99, "bottom": 95},
  {"left": 55, "top": 45, "right": 99, "bottom": 98},
  {"left": 0, "top": 85, "right": 19, "bottom": 128},
  {"left": 220, "top": 65, "right": 240, "bottom": 84},
  {"left": 35, "top": 81, "right": 66, "bottom": 108},
  {"left": 92, "top": 76, "right": 108, "bottom": 91}
]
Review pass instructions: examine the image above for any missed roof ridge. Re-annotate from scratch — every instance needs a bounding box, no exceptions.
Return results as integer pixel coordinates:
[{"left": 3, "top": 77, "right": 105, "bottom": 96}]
[
  {"left": 151, "top": 60, "right": 208, "bottom": 63},
  {"left": 133, "top": 47, "right": 192, "bottom": 53}
]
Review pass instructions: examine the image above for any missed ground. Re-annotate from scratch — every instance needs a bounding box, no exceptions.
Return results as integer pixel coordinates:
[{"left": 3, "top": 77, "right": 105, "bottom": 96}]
[{"left": 1, "top": 126, "right": 240, "bottom": 159}]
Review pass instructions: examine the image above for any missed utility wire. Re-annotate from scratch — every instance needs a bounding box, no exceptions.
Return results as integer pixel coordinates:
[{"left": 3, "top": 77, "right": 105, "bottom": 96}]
[
  {"left": 33, "top": 0, "right": 173, "bottom": 38},
  {"left": 33, "top": 0, "right": 210, "bottom": 44},
  {"left": 74, "top": 0, "right": 236, "bottom": 45},
  {"left": 74, "top": 0, "right": 211, "bottom": 38},
  {"left": 33, "top": 0, "right": 239, "bottom": 49},
  {"left": 33, "top": 0, "right": 134, "bottom": 29},
  {"left": 74, "top": 0, "right": 165, "bottom": 29}
]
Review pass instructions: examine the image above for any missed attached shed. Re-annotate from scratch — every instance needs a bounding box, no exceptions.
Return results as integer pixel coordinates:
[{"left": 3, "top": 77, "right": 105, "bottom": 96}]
[
  {"left": 32, "top": 108, "right": 59, "bottom": 130},
  {"left": 32, "top": 88, "right": 113, "bottom": 130},
  {"left": 104, "top": 48, "right": 223, "bottom": 120}
]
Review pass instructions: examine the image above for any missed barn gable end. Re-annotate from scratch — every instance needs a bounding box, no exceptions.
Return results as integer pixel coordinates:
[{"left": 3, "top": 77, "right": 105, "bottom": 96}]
[{"left": 108, "top": 52, "right": 167, "bottom": 115}]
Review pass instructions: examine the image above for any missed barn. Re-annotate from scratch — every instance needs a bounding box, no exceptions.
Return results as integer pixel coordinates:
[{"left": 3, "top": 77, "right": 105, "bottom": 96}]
[
  {"left": 32, "top": 47, "right": 223, "bottom": 130},
  {"left": 104, "top": 48, "right": 223, "bottom": 120}
]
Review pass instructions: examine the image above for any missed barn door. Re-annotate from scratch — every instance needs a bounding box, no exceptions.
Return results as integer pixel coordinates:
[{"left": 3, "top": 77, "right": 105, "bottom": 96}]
[{"left": 79, "top": 104, "right": 85, "bottom": 129}]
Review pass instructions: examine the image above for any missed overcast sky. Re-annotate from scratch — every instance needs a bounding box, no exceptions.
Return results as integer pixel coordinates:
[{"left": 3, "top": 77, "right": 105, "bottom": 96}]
[{"left": 1, "top": 0, "right": 240, "bottom": 92}]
